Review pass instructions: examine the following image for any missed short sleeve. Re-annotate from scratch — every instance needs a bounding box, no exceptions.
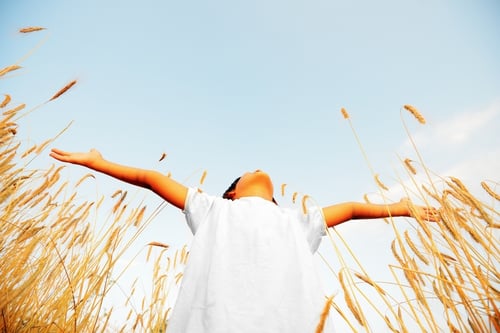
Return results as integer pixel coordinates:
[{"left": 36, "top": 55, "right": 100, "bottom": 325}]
[
  {"left": 183, "top": 188, "right": 216, "bottom": 234},
  {"left": 297, "top": 205, "right": 327, "bottom": 253}
]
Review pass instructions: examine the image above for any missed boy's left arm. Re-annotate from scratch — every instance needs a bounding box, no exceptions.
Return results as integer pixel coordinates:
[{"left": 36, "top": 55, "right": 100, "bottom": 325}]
[{"left": 322, "top": 199, "right": 438, "bottom": 228}]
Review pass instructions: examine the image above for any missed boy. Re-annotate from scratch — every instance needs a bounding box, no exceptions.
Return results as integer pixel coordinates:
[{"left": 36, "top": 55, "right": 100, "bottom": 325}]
[{"left": 50, "top": 148, "right": 437, "bottom": 332}]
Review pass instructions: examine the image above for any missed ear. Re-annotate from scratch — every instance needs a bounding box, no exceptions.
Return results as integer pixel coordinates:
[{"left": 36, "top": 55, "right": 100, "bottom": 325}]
[{"left": 225, "top": 190, "right": 236, "bottom": 200}]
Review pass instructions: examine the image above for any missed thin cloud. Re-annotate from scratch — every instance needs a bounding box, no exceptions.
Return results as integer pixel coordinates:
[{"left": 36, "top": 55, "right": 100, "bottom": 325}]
[
  {"left": 378, "top": 98, "right": 500, "bottom": 201},
  {"left": 381, "top": 150, "right": 500, "bottom": 203},
  {"left": 402, "top": 100, "right": 500, "bottom": 152},
  {"left": 435, "top": 105, "right": 499, "bottom": 145},
  {"left": 440, "top": 150, "right": 500, "bottom": 188}
]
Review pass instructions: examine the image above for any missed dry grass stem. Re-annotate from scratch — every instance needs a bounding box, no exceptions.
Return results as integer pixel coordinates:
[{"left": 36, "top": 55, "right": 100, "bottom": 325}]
[
  {"left": 481, "top": 181, "right": 500, "bottom": 201},
  {"left": 111, "top": 189, "right": 122, "bottom": 198},
  {"left": 281, "top": 183, "right": 287, "bottom": 196},
  {"left": 199, "top": 170, "right": 207, "bottom": 185},
  {"left": 404, "top": 230, "right": 429, "bottom": 265},
  {"left": 391, "top": 240, "right": 406, "bottom": 269},
  {"left": 3, "top": 103, "right": 26, "bottom": 116},
  {"left": 403, "top": 158, "right": 417, "bottom": 175},
  {"left": 338, "top": 271, "right": 366, "bottom": 327},
  {"left": 148, "top": 242, "right": 170, "bottom": 249},
  {"left": 374, "top": 173, "right": 389, "bottom": 191},
  {"left": 35, "top": 138, "right": 53, "bottom": 154},
  {"left": 21, "top": 144, "right": 37, "bottom": 158},
  {"left": 112, "top": 191, "right": 127, "bottom": 213},
  {"left": 75, "top": 173, "right": 96, "bottom": 187},
  {"left": 302, "top": 194, "right": 310, "bottom": 214},
  {"left": 134, "top": 205, "right": 146, "bottom": 227},
  {"left": 353, "top": 272, "right": 386, "bottom": 295}
]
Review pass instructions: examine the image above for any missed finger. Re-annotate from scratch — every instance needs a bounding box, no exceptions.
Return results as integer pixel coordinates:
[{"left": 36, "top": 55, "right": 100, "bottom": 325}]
[
  {"left": 50, "top": 148, "right": 68, "bottom": 156},
  {"left": 49, "top": 150, "right": 71, "bottom": 162},
  {"left": 49, "top": 152, "right": 65, "bottom": 161}
]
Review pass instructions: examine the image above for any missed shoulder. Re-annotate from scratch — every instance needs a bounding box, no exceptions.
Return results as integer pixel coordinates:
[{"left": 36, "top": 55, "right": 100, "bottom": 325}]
[
  {"left": 293, "top": 204, "right": 327, "bottom": 253},
  {"left": 183, "top": 188, "right": 230, "bottom": 234},
  {"left": 183, "top": 188, "right": 225, "bottom": 212}
]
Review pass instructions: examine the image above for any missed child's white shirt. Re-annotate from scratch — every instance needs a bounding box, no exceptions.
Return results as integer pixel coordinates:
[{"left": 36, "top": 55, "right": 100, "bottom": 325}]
[{"left": 167, "top": 188, "right": 334, "bottom": 332}]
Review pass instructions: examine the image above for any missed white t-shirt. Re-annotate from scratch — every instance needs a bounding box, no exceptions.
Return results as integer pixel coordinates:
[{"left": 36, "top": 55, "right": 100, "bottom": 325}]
[{"left": 167, "top": 188, "right": 333, "bottom": 332}]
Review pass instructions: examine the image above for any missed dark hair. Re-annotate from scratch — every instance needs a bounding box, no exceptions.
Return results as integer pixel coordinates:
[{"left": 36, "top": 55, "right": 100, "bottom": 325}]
[
  {"left": 222, "top": 176, "right": 277, "bottom": 204},
  {"left": 223, "top": 177, "right": 241, "bottom": 199}
]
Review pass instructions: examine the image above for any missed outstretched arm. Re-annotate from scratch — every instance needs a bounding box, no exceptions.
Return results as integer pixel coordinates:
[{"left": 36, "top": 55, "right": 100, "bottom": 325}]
[
  {"left": 50, "top": 148, "right": 188, "bottom": 210},
  {"left": 322, "top": 198, "right": 438, "bottom": 228}
]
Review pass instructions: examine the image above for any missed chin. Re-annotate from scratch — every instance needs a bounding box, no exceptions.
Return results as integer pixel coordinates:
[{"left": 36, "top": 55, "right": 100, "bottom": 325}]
[{"left": 239, "top": 170, "right": 274, "bottom": 192}]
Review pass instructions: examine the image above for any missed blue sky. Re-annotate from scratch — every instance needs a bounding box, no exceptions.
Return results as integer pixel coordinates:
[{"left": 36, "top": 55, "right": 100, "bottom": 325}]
[{"left": 1, "top": 0, "right": 499, "bottom": 330}]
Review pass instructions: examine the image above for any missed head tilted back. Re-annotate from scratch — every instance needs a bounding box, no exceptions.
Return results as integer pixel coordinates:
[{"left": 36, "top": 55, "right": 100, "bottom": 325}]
[{"left": 222, "top": 176, "right": 277, "bottom": 204}]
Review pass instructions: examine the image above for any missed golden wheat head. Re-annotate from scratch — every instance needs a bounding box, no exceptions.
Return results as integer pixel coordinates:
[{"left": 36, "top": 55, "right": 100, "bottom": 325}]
[
  {"left": 403, "top": 104, "right": 426, "bottom": 124},
  {"left": 49, "top": 80, "right": 77, "bottom": 101},
  {"left": 19, "top": 26, "right": 46, "bottom": 33},
  {"left": 341, "top": 107, "right": 350, "bottom": 119}
]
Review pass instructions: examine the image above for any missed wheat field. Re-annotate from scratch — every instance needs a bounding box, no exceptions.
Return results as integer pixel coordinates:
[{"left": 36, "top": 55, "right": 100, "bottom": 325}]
[
  {"left": 1, "top": 28, "right": 498, "bottom": 332},
  {"left": 318, "top": 107, "right": 499, "bottom": 332}
]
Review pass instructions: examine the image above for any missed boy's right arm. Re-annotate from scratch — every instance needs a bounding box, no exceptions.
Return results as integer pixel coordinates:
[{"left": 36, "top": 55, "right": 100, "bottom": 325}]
[{"left": 50, "top": 148, "right": 188, "bottom": 210}]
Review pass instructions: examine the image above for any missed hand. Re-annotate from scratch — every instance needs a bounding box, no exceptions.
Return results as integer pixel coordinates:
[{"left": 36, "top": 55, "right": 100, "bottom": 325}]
[
  {"left": 400, "top": 198, "right": 440, "bottom": 222},
  {"left": 50, "top": 148, "right": 103, "bottom": 168}
]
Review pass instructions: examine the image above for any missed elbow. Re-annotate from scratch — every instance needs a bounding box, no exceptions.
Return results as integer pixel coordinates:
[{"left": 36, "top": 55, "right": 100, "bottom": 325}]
[
  {"left": 137, "top": 169, "right": 159, "bottom": 190},
  {"left": 349, "top": 202, "right": 365, "bottom": 219}
]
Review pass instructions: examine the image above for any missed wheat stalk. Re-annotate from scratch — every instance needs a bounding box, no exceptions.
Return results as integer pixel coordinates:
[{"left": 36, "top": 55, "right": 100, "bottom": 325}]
[
  {"left": 403, "top": 230, "right": 429, "bottom": 265},
  {"left": 0, "top": 65, "right": 22, "bottom": 78},
  {"left": 19, "top": 26, "right": 46, "bottom": 33},
  {"left": 403, "top": 158, "right": 417, "bottom": 175},
  {"left": 281, "top": 183, "right": 287, "bottom": 196},
  {"left": 403, "top": 104, "right": 426, "bottom": 124},
  {"left": 315, "top": 295, "right": 334, "bottom": 333},
  {"left": 148, "top": 241, "right": 170, "bottom": 249},
  {"left": 199, "top": 170, "right": 207, "bottom": 185},
  {"left": 341, "top": 107, "right": 350, "bottom": 119},
  {"left": 49, "top": 79, "right": 77, "bottom": 101},
  {"left": 0, "top": 94, "right": 11, "bottom": 108},
  {"left": 338, "top": 270, "right": 366, "bottom": 327},
  {"left": 302, "top": 194, "right": 310, "bottom": 214},
  {"left": 134, "top": 205, "right": 146, "bottom": 227},
  {"left": 481, "top": 181, "right": 500, "bottom": 201},
  {"left": 2, "top": 103, "right": 26, "bottom": 116},
  {"left": 374, "top": 173, "right": 389, "bottom": 191},
  {"left": 353, "top": 272, "right": 386, "bottom": 295}
]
